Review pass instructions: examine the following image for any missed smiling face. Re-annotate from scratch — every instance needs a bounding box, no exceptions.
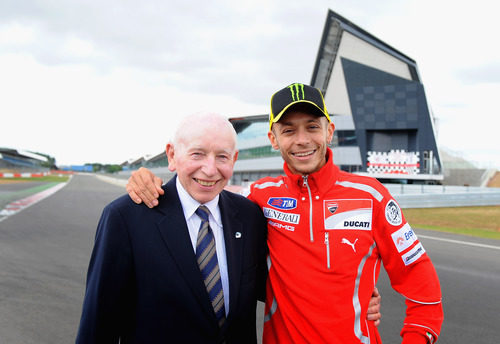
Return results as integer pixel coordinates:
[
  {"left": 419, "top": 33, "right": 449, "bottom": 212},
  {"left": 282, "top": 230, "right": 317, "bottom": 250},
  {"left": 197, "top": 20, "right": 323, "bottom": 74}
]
[
  {"left": 268, "top": 110, "right": 334, "bottom": 175},
  {"left": 166, "top": 114, "right": 238, "bottom": 204}
]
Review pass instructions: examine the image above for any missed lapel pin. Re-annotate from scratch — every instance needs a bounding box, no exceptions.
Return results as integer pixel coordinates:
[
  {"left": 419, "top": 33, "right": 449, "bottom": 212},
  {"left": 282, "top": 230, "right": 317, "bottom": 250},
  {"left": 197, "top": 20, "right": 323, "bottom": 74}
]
[{"left": 235, "top": 232, "right": 242, "bottom": 239}]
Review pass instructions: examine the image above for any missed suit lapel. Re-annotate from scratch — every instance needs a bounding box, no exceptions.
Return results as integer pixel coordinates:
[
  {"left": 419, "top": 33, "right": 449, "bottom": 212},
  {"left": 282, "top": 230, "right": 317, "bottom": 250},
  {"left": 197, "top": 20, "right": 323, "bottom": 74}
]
[
  {"left": 155, "top": 177, "right": 216, "bottom": 321},
  {"left": 219, "top": 191, "right": 244, "bottom": 321}
]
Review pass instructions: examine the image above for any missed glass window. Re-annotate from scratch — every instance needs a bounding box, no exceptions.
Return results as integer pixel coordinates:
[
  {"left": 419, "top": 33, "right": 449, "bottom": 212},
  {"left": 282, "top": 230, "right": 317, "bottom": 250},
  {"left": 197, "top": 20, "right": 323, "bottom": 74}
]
[{"left": 337, "top": 130, "right": 358, "bottom": 146}]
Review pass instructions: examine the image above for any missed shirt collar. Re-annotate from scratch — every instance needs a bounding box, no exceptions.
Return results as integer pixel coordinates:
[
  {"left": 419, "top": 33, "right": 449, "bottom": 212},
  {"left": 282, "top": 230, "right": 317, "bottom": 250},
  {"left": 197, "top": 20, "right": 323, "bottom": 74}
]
[{"left": 176, "top": 177, "right": 222, "bottom": 226}]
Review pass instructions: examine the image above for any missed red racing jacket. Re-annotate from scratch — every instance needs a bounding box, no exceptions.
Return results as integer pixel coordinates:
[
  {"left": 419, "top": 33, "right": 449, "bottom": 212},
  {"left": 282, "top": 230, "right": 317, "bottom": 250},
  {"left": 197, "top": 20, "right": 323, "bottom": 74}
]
[{"left": 247, "top": 148, "right": 443, "bottom": 344}]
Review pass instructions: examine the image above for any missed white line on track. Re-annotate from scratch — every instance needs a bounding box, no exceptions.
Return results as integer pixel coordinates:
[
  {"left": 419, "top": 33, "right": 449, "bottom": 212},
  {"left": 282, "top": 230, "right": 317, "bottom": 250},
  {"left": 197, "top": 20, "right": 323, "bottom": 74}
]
[
  {"left": 419, "top": 234, "right": 500, "bottom": 250},
  {"left": 0, "top": 181, "right": 69, "bottom": 222}
]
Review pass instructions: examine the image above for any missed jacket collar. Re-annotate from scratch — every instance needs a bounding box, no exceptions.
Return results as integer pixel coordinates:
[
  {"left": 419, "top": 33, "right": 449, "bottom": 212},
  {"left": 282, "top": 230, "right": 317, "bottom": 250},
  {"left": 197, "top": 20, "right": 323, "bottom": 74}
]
[
  {"left": 283, "top": 147, "right": 340, "bottom": 195},
  {"left": 155, "top": 176, "right": 244, "bottom": 330}
]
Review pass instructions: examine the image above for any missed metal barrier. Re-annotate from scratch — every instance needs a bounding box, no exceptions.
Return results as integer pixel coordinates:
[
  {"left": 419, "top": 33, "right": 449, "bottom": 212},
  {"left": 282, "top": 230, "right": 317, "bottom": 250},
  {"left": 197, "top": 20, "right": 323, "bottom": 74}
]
[
  {"left": 384, "top": 184, "right": 500, "bottom": 208},
  {"left": 103, "top": 171, "right": 500, "bottom": 208}
]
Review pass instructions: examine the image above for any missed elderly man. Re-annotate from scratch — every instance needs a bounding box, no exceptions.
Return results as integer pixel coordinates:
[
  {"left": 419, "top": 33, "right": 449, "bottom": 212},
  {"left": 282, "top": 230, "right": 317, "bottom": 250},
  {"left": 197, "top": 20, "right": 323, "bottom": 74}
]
[{"left": 76, "top": 113, "right": 267, "bottom": 343}]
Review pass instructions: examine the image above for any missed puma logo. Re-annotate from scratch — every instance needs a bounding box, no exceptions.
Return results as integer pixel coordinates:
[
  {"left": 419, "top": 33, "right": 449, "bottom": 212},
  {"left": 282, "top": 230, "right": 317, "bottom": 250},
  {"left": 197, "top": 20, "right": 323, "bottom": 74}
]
[{"left": 342, "top": 238, "right": 358, "bottom": 252}]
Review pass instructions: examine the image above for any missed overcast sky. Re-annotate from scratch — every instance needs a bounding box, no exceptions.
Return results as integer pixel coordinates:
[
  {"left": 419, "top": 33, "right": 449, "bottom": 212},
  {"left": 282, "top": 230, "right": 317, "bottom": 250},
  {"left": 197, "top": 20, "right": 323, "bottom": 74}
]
[{"left": 1, "top": 0, "right": 499, "bottom": 169}]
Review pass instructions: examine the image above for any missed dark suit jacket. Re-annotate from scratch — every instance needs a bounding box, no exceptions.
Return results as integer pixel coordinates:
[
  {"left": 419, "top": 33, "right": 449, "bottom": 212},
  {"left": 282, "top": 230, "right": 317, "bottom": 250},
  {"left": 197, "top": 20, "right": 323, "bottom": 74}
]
[{"left": 76, "top": 176, "right": 267, "bottom": 343}]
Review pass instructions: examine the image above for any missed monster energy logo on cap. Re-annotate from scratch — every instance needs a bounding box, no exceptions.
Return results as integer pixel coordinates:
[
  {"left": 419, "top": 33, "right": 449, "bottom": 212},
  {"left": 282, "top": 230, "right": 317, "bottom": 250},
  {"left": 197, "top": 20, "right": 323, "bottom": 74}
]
[
  {"left": 269, "top": 82, "right": 331, "bottom": 130},
  {"left": 288, "top": 83, "right": 305, "bottom": 101}
]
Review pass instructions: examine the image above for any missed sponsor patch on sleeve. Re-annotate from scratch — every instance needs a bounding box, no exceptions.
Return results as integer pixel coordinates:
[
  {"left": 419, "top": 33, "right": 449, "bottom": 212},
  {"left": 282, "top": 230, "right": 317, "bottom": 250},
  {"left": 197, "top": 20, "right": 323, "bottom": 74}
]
[
  {"left": 401, "top": 242, "right": 426, "bottom": 266},
  {"left": 391, "top": 223, "right": 418, "bottom": 252},
  {"left": 324, "top": 199, "right": 373, "bottom": 230},
  {"left": 385, "top": 199, "right": 402, "bottom": 226}
]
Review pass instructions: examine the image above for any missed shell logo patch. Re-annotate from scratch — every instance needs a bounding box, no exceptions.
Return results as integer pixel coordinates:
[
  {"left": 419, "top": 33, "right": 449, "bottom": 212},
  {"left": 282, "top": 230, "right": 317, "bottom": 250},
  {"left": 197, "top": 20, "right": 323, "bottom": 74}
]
[
  {"left": 391, "top": 223, "right": 417, "bottom": 252},
  {"left": 324, "top": 199, "right": 373, "bottom": 230}
]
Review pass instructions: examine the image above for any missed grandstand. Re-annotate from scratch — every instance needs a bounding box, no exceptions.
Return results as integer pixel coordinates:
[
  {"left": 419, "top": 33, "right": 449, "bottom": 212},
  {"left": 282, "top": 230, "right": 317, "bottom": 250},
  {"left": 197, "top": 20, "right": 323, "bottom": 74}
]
[
  {"left": 439, "top": 149, "right": 498, "bottom": 187},
  {"left": 0, "top": 147, "right": 50, "bottom": 173},
  {"left": 120, "top": 152, "right": 168, "bottom": 171}
]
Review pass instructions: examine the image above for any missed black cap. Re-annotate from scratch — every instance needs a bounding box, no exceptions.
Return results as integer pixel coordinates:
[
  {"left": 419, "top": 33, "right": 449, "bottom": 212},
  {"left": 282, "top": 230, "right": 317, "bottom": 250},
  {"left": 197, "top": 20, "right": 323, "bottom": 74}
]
[{"left": 269, "top": 83, "right": 330, "bottom": 130}]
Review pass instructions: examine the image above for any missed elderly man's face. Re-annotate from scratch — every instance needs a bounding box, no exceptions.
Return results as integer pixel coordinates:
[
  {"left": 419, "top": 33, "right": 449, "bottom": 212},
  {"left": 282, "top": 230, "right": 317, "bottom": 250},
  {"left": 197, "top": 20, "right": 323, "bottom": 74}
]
[{"left": 167, "top": 122, "right": 238, "bottom": 204}]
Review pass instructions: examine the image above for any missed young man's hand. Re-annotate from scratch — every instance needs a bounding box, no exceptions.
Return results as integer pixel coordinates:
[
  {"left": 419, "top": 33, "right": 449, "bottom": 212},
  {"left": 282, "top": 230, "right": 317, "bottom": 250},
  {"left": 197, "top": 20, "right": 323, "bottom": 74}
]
[{"left": 126, "top": 167, "right": 163, "bottom": 208}]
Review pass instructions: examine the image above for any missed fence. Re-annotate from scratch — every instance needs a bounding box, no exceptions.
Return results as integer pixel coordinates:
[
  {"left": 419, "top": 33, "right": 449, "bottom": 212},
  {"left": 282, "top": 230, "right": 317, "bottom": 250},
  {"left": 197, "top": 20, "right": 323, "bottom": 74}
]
[{"left": 385, "top": 184, "right": 500, "bottom": 208}]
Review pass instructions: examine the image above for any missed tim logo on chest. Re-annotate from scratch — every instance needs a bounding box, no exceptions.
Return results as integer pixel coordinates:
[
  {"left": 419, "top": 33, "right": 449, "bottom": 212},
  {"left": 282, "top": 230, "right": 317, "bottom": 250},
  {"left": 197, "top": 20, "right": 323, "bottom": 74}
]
[{"left": 267, "top": 197, "right": 297, "bottom": 210}]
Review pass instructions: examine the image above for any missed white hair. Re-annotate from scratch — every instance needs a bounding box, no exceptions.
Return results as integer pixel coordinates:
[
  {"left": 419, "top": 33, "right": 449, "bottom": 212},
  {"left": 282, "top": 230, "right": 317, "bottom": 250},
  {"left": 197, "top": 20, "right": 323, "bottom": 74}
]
[{"left": 172, "top": 112, "right": 237, "bottom": 152}]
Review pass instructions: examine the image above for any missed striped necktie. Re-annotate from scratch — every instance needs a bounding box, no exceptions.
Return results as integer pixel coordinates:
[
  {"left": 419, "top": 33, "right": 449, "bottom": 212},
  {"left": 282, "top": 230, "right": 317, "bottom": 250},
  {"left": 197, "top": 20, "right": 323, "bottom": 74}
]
[{"left": 195, "top": 205, "right": 226, "bottom": 328}]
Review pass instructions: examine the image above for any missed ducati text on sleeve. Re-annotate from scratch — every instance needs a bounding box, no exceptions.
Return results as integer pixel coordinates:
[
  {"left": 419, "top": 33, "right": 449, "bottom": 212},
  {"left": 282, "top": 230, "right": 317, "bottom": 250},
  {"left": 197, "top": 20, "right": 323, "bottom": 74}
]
[
  {"left": 323, "top": 199, "right": 373, "bottom": 230},
  {"left": 263, "top": 207, "right": 300, "bottom": 224},
  {"left": 391, "top": 223, "right": 418, "bottom": 252}
]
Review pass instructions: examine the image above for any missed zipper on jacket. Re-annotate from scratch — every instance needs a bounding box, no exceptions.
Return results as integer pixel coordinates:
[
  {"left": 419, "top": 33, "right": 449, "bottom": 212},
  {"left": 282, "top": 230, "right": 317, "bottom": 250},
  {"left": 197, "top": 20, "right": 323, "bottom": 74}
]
[
  {"left": 302, "top": 175, "right": 314, "bottom": 242},
  {"left": 324, "top": 232, "right": 331, "bottom": 269}
]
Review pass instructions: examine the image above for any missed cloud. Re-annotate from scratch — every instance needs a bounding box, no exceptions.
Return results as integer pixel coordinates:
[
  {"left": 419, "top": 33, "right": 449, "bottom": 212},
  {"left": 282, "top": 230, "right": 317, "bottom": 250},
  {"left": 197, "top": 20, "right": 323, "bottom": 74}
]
[
  {"left": 456, "top": 63, "right": 500, "bottom": 85},
  {"left": 0, "top": 0, "right": 327, "bottom": 105},
  {"left": 0, "top": 0, "right": 499, "bottom": 168}
]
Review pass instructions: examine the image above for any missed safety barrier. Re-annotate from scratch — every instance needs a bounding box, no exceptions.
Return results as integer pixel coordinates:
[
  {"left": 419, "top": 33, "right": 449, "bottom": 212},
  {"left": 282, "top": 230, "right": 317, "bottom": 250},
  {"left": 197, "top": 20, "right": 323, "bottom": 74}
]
[{"left": 385, "top": 184, "right": 500, "bottom": 208}]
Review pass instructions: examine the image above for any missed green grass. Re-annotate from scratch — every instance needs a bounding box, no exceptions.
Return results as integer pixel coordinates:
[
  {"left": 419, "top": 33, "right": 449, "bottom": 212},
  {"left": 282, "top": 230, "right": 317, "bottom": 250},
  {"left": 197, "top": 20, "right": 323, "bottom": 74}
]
[
  {"left": 4, "top": 175, "right": 70, "bottom": 183},
  {"left": 403, "top": 206, "right": 500, "bottom": 240},
  {"left": 0, "top": 176, "right": 70, "bottom": 209},
  {"left": 409, "top": 224, "right": 500, "bottom": 240}
]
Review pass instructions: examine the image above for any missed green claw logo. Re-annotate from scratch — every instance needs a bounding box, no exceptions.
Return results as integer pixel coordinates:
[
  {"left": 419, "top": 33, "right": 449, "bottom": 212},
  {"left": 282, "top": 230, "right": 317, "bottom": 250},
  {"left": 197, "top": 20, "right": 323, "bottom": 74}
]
[{"left": 288, "top": 83, "right": 305, "bottom": 101}]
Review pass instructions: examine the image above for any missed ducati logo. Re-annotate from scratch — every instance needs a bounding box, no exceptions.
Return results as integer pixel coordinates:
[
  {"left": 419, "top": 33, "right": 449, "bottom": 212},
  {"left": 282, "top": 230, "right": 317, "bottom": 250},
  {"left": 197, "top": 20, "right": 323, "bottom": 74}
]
[{"left": 327, "top": 203, "right": 338, "bottom": 214}]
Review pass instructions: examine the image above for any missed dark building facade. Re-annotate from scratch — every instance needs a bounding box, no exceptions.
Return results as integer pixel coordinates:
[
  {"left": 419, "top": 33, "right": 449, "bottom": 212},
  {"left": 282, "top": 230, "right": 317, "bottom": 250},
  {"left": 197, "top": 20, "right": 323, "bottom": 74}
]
[{"left": 310, "top": 10, "right": 442, "bottom": 182}]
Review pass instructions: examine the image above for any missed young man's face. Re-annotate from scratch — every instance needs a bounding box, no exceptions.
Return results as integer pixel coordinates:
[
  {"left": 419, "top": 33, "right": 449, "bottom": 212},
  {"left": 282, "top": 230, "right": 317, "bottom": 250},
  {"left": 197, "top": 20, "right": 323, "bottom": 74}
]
[
  {"left": 268, "top": 110, "right": 334, "bottom": 175},
  {"left": 166, "top": 121, "right": 238, "bottom": 204}
]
